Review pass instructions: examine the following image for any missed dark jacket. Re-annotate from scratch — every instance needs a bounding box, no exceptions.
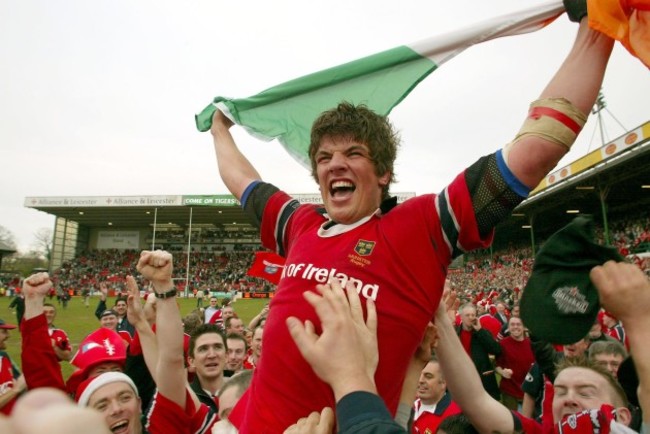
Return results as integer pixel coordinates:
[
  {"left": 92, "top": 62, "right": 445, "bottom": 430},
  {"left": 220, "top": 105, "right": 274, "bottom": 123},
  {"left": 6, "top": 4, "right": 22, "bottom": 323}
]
[
  {"left": 338, "top": 391, "right": 406, "bottom": 434},
  {"left": 455, "top": 325, "right": 502, "bottom": 400},
  {"left": 95, "top": 299, "right": 136, "bottom": 336},
  {"left": 9, "top": 295, "right": 25, "bottom": 324},
  {"left": 190, "top": 376, "right": 219, "bottom": 416}
]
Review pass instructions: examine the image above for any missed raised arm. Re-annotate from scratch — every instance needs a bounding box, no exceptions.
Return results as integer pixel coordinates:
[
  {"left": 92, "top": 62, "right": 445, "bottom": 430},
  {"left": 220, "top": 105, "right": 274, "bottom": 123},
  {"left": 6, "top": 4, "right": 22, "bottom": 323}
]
[
  {"left": 434, "top": 291, "right": 515, "bottom": 433},
  {"left": 94, "top": 283, "right": 108, "bottom": 319},
  {"left": 211, "top": 110, "right": 262, "bottom": 201},
  {"left": 125, "top": 276, "right": 158, "bottom": 378},
  {"left": 248, "top": 303, "right": 270, "bottom": 330},
  {"left": 504, "top": 17, "right": 614, "bottom": 188},
  {"left": 21, "top": 273, "right": 65, "bottom": 392},
  {"left": 590, "top": 261, "right": 650, "bottom": 427},
  {"left": 136, "top": 250, "right": 187, "bottom": 408}
]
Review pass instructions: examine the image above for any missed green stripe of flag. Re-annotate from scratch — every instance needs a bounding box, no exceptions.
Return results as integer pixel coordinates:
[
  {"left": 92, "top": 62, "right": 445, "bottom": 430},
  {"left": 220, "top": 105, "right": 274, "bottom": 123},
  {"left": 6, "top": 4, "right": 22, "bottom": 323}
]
[
  {"left": 196, "top": 0, "right": 564, "bottom": 169},
  {"left": 197, "top": 46, "right": 435, "bottom": 168}
]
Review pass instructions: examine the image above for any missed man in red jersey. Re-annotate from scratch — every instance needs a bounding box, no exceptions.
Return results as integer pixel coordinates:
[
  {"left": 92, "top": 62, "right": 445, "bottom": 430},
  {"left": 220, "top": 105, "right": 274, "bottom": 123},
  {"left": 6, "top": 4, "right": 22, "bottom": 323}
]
[
  {"left": 43, "top": 303, "right": 72, "bottom": 362},
  {"left": 242, "top": 326, "right": 262, "bottom": 370},
  {"left": 412, "top": 356, "right": 461, "bottom": 434},
  {"left": 0, "top": 318, "right": 24, "bottom": 415},
  {"left": 495, "top": 316, "right": 534, "bottom": 410},
  {"left": 209, "top": 11, "right": 615, "bottom": 431}
]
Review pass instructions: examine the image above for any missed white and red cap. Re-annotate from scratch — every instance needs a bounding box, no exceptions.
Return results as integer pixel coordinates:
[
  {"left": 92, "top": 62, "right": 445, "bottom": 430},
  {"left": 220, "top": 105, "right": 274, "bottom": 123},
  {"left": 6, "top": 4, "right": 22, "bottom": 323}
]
[{"left": 76, "top": 372, "right": 138, "bottom": 407}]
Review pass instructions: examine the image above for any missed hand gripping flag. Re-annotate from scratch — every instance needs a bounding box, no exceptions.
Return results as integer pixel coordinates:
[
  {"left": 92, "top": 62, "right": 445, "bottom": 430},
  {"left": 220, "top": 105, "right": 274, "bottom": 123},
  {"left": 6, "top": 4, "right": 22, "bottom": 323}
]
[
  {"left": 196, "top": 1, "right": 564, "bottom": 169},
  {"left": 587, "top": 0, "right": 650, "bottom": 68},
  {"left": 247, "top": 251, "right": 286, "bottom": 285}
]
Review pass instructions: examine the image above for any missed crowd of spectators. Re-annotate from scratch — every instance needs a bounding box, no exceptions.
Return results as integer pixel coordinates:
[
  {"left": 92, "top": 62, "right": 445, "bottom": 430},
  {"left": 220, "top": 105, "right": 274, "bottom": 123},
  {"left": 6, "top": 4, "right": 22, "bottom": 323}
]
[
  {"left": 48, "top": 246, "right": 273, "bottom": 297},
  {"left": 2, "top": 213, "right": 645, "bottom": 304},
  {"left": 449, "top": 213, "right": 649, "bottom": 307}
]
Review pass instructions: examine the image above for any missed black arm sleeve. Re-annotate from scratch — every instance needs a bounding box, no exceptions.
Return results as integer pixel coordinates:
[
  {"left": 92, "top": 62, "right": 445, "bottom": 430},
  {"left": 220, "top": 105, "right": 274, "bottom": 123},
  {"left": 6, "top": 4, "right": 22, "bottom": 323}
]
[
  {"left": 464, "top": 154, "right": 527, "bottom": 238},
  {"left": 242, "top": 182, "right": 280, "bottom": 229},
  {"left": 94, "top": 299, "right": 107, "bottom": 320},
  {"left": 124, "top": 353, "right": 156, "bottom": 413}
]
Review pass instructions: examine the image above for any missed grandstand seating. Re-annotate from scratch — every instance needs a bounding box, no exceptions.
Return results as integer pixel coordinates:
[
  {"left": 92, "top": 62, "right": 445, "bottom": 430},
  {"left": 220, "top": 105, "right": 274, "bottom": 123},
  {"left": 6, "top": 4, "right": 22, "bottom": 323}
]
[{"left": 41, "top": 213, "right": 648, "bottom": 301}]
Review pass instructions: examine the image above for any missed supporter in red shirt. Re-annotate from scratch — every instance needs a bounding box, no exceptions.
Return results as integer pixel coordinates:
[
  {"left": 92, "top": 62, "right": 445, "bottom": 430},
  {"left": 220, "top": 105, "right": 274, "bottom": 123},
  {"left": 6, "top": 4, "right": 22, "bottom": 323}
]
[
  {"left": 495, "top": 316, "right": 534, "bottom": 410},
  {"left": 225, "top": 333, "right": 248, "bottom": 375},
  {"left": 136, "top": 250, "right": 217, "bottom": 434},
  {"left": 243, "top": 326, "right": 262, "bottom": 370},
  {"left": 412, "top": 356, "right": 461, "bottom": 433},
  {"left": 0, "top": 317, "right": 24, "bottom": 415},
  {"left": 479, "top": 311, "right": 503, "bottom": 339},
  {"left": 43, "top": 302, "right": 72, "bottom": 362}
]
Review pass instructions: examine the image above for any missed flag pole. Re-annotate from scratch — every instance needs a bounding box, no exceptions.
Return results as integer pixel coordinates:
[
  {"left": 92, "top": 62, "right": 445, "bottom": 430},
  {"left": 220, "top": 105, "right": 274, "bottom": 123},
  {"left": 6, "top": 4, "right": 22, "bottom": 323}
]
[{"left": 185, "top": 207, "right": 193, "bottom": 297}]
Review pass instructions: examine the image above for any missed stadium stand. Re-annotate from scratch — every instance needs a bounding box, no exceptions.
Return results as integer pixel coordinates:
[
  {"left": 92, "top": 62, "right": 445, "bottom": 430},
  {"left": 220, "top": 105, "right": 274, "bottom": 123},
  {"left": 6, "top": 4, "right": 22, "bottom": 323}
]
[{"left": 17, "top": 121, "right": 649, "bottom": 301}]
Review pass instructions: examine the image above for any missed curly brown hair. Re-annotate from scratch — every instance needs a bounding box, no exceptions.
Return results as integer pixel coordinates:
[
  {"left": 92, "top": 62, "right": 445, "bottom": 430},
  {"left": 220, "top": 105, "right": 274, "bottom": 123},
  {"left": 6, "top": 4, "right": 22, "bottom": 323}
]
[{"left": 308, "top": 102, "right": 400, "bottom": 200}]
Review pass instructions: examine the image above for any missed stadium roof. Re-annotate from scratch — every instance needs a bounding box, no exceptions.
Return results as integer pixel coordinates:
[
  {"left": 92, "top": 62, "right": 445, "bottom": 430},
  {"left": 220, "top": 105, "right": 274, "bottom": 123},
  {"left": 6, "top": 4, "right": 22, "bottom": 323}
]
[
  {"left": 25, "top": 194, "right": 257, "bottom": 231},
  {"left": 492, "top": 121, "right": 650, "bottom": 248},
  {"left": 24, "top": 192, "right": 416, "bottom": 231}
]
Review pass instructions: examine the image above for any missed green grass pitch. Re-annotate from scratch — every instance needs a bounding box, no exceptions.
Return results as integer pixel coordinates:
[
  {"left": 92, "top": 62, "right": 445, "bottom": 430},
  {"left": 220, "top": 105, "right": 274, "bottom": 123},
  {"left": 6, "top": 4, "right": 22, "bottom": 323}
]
[{"left": 0, "top": 295, "right": 269, "bottom": 380}]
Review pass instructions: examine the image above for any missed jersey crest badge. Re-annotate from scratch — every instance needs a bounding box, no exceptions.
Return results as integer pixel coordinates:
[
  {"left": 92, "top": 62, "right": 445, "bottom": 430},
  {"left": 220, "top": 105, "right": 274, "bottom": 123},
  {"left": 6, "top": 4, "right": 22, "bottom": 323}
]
[{"left": 354, "top": 240, "right": 375, "bottom": 256}]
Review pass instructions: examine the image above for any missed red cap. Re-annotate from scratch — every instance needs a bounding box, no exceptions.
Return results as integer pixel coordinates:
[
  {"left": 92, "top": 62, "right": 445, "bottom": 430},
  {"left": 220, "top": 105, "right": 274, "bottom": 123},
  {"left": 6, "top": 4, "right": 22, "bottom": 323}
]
[{"left": 66, "top": 328, "right": 127, "bottom": 394}]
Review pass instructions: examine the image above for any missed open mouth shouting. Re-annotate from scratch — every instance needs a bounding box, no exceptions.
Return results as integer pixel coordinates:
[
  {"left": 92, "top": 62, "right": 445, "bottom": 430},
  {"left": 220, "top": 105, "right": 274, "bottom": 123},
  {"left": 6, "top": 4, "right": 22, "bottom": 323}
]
[
  {"left": 330, "top": 180, "right": 356, "bottom": 200},
  {"left": 110, "top": 419, "right": 130, "bottom": 434}
]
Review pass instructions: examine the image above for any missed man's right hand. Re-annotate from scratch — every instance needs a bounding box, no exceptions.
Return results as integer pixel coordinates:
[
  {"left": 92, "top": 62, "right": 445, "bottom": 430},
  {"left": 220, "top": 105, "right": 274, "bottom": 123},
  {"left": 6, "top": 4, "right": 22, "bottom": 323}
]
[
  {"left": 23, "top": 273, "right": 52, "bottom": 300},
  {"left": 286, "top": 279, "right": 378, "bottom": 401},
  {"left": 136, "top": 250, "right": 174, "bottom": 291},
  {"left": 210, "top": 110, "right": 234, "bottom": 136}
]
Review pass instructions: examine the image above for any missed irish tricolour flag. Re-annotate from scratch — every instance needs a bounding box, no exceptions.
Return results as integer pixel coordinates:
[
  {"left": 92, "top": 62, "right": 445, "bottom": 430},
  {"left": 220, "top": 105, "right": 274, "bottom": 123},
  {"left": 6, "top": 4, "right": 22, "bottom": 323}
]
[{"left": 196, "top": 0, "right": 564, "bottom": 169}]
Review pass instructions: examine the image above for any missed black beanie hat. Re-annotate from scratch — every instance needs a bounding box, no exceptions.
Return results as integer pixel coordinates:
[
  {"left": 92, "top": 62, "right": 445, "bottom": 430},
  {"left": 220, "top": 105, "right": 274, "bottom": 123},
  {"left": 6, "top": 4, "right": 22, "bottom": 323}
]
[{"left": 520, "top": 215, "right": 623, "bottom": 344}]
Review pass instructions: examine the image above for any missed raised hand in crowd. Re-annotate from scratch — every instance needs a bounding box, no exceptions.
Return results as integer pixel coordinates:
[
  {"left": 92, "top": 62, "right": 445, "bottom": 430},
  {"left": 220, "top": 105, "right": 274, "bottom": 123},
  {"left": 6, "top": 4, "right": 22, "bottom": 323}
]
[
  {"left": 590, "top": 260, "right": 650, "bottom": 427},
  {"left": 285, "top": 280, "right": 412, "bottom": 433},
  {"left": 286, "top": 279, "right": 378, "bottom": 403},
  {"left": 22, "top": 273, "right": 52, "bottom": 320},
  {"left": 247, "top": 303, "right": 270, "bottom": 330},
  {"left": 125, "top": 274, "right": 158, "bottom": 380},
  {"left": 396, "top": 321, "right": 437, "bottom": 428},
  {"left": 125, "top": 276, "right": 155, "bottom": 329},
  {"left": 135, "top": 250, "right": 216, "bottom": 433}
]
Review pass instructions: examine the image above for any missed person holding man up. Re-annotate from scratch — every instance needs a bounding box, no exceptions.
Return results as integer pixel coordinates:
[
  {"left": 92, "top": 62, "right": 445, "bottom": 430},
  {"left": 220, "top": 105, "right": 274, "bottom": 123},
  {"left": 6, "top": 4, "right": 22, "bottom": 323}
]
[{"left": 210, "top": 3, "right": 616, "bottom": 430}]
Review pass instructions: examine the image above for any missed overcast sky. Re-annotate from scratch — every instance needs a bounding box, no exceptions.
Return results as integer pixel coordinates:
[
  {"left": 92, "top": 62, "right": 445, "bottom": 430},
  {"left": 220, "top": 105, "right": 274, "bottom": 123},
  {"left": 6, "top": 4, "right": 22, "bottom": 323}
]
[{"left": 1, "top": 0, "right": 648, "bottom": 252}]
